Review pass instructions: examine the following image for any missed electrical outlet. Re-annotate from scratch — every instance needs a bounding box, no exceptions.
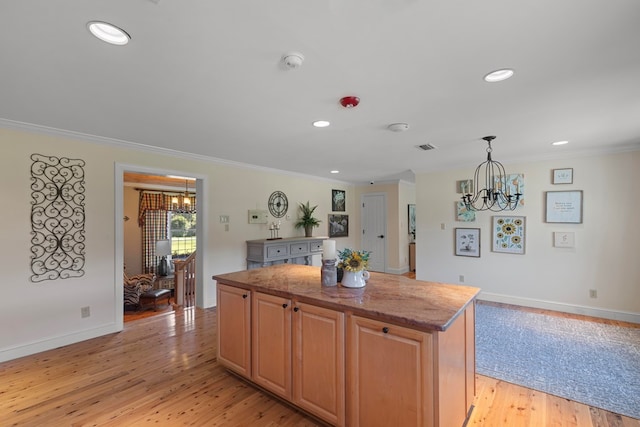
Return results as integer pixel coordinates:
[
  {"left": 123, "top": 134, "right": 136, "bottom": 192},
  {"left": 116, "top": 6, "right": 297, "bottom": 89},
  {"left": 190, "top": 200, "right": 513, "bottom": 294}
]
[
  {"left": 81, "top": 306, "right": 90, "bottom": 318},
  {"left": 224, "top": 224, "right": 229, "bottom": 232},
  {"left": 441, "top": 223, "right": 446, "bottom": 230},
  {"left": 589, "top": 289, "right": 597, "bottom": 299},
  {"left": 459, "top": 275, "right": 465, "bottom": 283}
]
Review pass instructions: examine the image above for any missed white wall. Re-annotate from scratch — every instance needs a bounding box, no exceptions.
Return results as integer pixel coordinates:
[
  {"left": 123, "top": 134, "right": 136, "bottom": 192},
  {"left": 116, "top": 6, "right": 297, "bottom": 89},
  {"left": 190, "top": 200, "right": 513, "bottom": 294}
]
[
  {"left": 0, "top": 126, "right": 356, "bottom": 362},
  {"left": 415, "top": 150, "right": 640, "bottom": 322}
]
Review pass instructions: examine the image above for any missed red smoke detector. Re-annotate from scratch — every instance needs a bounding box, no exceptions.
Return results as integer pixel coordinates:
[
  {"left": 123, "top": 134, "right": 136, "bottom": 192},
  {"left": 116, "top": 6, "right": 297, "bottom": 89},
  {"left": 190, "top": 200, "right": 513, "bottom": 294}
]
[{"left": 340, "top": 96, "right": 360, "bottom": 108}]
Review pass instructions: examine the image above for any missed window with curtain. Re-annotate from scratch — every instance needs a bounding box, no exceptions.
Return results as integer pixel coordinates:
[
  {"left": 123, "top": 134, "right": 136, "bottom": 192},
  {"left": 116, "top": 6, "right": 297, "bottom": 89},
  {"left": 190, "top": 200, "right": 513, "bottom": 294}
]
[{"left": 137, "top": 190, "right": 197, "bottom": 273}]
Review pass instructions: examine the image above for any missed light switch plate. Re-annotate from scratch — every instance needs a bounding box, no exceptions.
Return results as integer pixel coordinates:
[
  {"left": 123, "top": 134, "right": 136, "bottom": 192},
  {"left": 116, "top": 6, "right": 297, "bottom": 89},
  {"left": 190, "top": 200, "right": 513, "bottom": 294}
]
[
  {"left": 248, "top": 209, "right": 268, "bottom": 224},
  {"left": 554, "top": 232, "right": 575, "bottom": 248}
]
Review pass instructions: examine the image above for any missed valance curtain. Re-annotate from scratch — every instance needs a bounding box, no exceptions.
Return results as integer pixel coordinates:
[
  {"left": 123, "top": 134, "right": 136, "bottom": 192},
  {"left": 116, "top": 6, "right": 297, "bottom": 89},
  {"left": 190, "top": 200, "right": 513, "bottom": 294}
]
[{"left": 137, "top": 191, "right": 196, "bottom": 226}]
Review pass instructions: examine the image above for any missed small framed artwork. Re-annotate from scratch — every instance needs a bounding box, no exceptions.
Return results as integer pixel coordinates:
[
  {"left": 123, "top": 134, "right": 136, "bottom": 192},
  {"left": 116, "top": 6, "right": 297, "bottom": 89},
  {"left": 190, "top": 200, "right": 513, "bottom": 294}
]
[
  {"left": 455, "top": 201, "right": 476, "bottom": 222},
  {"left": 545, "top": 190, "right": 583, "bottom": 223},
  {"left": 455, "top": 228, "right": 480, "bottom": 257},
  {"left": 408, "top": 204, "right": 416, "bottom": 235},
  {"left": 492, "top": 216, "right": 526, "bottom": 254},
  {"left": 552, "top": 168, "right": 573, "bottom": 184},
  {"left": 328, "top": 214, "right": 349, "bottom": 238},
  {"left": 456, "top": 179, "right": 474, "bottom": 194},
  {"left": 494, "top": 173, "right": 525, "bottom": 207},
  {"left": 332, "top": 189, "right": 346, "bottom": 212}
]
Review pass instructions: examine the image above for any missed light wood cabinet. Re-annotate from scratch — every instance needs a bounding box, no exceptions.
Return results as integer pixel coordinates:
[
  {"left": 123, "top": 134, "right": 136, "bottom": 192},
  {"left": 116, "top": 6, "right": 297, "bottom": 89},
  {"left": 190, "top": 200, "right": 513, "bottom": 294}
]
[
  {"left": 214, "top": 265, "right": 478, "bottom": 427},
  {"left": 293, "top": 302, "right": 345, "bottom": 426},
  {"left": 216, "top": 284, "right": 251, "bottom": 378},
  {"left": 347, "top": 315, "right": 433, "bottom": 427},
  {"left": 347, "top": 305, "right": 475, "bottom": 427},
  {"left": 252, "top": 292, "right": 292, "bottom": 400}
]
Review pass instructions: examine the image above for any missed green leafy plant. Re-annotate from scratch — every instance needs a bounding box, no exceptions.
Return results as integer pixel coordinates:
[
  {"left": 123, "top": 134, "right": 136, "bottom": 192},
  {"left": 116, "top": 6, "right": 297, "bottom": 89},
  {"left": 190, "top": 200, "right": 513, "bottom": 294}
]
[{"left": 294, "top": 201, "right": 321, "bottom": 231}]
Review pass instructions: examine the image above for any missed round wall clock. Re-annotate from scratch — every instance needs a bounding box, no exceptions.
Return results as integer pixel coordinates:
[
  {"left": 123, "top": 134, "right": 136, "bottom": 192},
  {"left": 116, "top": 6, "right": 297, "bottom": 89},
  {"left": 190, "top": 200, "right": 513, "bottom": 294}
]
[{"left": 268, "top": 191, "right": 288, "bottom": 218}]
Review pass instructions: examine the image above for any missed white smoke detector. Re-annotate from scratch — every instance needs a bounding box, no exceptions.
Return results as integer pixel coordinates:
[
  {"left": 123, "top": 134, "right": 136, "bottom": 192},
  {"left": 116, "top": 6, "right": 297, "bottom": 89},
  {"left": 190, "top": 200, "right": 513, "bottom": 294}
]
[
  {"left": 282, "top": 52, "right": 304, "bottom": 70},
  {"left": 387, "top": 123, "right": 410, "bottom": 132}
]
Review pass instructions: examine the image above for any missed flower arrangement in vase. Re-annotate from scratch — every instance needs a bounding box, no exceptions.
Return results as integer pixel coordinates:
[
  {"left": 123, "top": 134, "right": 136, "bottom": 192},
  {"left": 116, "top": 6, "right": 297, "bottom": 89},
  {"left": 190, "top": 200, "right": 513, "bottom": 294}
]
[{"left": 338, "top": 248, "right": 371, "bottom": 288}]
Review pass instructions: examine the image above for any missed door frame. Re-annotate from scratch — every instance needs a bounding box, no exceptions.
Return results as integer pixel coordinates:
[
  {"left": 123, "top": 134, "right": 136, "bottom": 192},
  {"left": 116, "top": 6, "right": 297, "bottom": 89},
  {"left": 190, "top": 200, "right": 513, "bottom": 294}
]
[{"left": 114, "top": 163, "right": 208, "bottom": 329}]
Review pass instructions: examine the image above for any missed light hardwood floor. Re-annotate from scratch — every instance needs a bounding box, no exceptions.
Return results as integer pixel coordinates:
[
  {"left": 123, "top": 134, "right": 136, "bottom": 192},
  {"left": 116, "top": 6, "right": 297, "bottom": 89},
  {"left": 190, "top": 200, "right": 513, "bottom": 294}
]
[{"left": 2, "top": 305, "right": 638, "bottom": 426}]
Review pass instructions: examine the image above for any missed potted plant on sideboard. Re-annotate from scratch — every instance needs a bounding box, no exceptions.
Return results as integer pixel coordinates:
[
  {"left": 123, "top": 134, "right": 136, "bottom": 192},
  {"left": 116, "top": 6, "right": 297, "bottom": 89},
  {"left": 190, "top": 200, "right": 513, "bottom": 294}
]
[{"left": 295, "top": 201, "right": 321, "bottom": 237}]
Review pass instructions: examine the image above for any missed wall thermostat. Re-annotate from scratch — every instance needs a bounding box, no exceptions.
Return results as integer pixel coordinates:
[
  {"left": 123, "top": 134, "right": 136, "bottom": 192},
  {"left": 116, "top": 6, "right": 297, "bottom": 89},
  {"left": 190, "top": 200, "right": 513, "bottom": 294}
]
[{"left": 248, "top": 209, "right": 268, "bottom": 224}]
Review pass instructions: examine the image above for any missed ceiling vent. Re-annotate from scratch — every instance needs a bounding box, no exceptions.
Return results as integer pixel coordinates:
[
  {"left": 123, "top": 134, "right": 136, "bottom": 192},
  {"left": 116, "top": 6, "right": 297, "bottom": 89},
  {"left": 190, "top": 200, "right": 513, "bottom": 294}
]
[{"left": 417, "top": 143, "right": 437, "bottom": 151}]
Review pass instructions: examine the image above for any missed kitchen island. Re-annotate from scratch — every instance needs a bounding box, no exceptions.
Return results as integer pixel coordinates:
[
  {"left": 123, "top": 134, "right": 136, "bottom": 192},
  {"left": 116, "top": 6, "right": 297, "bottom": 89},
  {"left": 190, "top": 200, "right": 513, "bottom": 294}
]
[{"left": 213, "top": 264, "right": 480, "bottom": 427}]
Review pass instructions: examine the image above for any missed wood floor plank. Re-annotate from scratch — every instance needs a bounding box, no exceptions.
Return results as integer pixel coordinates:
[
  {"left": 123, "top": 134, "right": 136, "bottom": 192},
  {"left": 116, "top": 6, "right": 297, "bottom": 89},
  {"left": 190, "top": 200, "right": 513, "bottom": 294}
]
[{"left": 1, "top": 305, "right": 638, "bottom": 427}]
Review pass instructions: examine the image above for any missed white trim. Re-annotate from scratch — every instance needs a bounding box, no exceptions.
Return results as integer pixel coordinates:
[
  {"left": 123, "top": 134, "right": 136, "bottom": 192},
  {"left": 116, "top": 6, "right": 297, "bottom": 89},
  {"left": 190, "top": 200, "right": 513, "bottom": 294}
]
[
  {"left": 0, "top": 118, "right": 351, "bottom": 185},
  {"left": 479, "top": 292, "right": 640, "bottom": 324},
  {"left": 0, "top": 324, "right": 119, "bottom": 363},
  {"left": 386, "top": 266, "right": 410, "bottom": 275},
  {"left": 115, "top": 163, "right": 211, "bottom": 311}
]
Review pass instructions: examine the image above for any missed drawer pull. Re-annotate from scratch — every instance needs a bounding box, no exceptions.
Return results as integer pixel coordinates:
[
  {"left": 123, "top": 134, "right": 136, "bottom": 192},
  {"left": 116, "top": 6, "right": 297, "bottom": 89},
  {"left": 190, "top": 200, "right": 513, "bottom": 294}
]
[
  {"left": 382, "top": 327, "right": 389, "bottom": 334},
  {"left": 242, "top": 294, "right": 248, "bottom": 299},
  {"left": 282, "top": 303, "right": 288, "bottom": 309},
  {"left": 293, "top": 307, "right": 299, "bottom": 312}
]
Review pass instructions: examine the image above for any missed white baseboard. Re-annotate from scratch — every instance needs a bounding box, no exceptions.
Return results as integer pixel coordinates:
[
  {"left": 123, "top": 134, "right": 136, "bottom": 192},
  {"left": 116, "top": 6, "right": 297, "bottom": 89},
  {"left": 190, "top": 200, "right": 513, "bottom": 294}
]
[
  {"left": 479, "top": 292, "right": 640, "bottom": 324},
  {"left": 385, "top": 266, "right": 410, "bottom": 275},
  {"left": 0, "top": 323, "right": 121, "bottom": 363}
]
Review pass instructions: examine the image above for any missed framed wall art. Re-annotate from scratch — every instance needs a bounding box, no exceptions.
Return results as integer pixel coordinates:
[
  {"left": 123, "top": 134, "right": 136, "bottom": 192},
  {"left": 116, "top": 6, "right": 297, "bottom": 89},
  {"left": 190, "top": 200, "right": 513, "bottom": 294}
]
[
  {"left": 455, "top": 228, "right": 480, "bottom": 257},
  {"left": 408, "top": 204, "right": 416, "bottom": 236},
  {"left": 492, "top": 216, "right": 525, "bottom": 254},
  {"left": 494, "top": 173, "right": 525, "bottom": 206},
  {"left": 455, "top": 201, "right": 476, "bottom": 222},
  {"left": 456, "top": 179, "right": 473, "bottom": 194},
  {"left": 545, "top": 190, "right": 583, "bottom": 223},
  {"left": 332, "top": 189, "right": 346, "bottom": 212},
  {"left": 552, "top": 168, "right": 573, "bottom": 184},
  {"left": 328, "top": 214, "right": 349, "bottom": 238}
]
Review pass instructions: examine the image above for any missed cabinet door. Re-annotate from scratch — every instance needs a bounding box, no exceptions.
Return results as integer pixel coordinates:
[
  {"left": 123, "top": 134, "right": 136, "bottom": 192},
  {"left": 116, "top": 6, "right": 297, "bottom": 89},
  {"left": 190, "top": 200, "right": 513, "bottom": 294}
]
[
  {"left": 252, "top": 292, "right": 292, "bottom": 399},
  {"left": 293, "top": 302, "right": 345, "bottom": 426},
  {"left": 347, "top": 315, "right": 433, "bottom": 427},
  {"left": 217, "top": 284, "right": 251, "bottom": 378}
]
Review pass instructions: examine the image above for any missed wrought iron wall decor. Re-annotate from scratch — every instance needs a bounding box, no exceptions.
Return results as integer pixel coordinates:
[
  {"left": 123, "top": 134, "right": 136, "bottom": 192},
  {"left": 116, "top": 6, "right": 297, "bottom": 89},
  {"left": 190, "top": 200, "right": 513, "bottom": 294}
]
[{"left": 30, "top": 154, "right": 86, "bottom": 282}]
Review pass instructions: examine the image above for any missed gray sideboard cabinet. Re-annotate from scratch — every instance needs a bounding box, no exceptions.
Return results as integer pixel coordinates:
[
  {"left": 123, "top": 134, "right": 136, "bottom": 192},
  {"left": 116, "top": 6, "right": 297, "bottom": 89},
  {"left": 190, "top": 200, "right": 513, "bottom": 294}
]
[{"left": 246, "top": 236, "right": 328, "bottom": 269}]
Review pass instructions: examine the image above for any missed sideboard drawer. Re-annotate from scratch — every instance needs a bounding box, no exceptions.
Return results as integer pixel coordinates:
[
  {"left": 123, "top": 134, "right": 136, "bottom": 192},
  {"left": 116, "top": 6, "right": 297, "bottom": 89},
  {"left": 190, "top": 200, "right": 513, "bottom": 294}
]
[
  {"left": 290, "top": 242, "right": 309, "bottom": 255},
  {"left": 309, "top": 240, "right": 324, "bottom": 253},
  {"left": 267, "top": 245, "right": 288, "bottom": 259}
]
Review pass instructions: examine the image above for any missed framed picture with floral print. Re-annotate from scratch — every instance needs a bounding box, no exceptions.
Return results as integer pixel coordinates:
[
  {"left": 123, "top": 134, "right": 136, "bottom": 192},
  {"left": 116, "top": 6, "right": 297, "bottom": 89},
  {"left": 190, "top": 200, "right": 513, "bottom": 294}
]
[{"left": 492, "top": 216, "right": 525, "bottom": 254}]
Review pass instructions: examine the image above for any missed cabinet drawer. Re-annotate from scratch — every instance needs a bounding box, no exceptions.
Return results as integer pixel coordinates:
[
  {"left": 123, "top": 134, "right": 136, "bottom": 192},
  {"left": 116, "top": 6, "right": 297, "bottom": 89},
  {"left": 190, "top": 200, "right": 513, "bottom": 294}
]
[
  {"left": 290, "top": 242, "right": 309, "bottom": 255},
  {"left": 309, "top": 240, "right": 324, "bottom": 253},
  {"left": 267, "top": 245, "right": 288, "bottom": 259}
]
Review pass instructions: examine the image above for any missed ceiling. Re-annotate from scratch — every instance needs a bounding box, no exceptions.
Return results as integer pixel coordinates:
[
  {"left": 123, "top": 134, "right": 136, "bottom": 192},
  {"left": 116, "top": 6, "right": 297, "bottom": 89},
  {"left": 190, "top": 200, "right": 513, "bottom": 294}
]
[{"left": 2, "top": 0, "right": 640, "bottom": 184}]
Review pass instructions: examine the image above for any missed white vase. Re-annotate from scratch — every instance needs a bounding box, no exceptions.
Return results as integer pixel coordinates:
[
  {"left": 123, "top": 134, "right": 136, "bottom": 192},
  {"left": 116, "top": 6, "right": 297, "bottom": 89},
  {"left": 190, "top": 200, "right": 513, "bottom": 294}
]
[{"left": 341, "top": 270, "right": 370, "bottom": 288}]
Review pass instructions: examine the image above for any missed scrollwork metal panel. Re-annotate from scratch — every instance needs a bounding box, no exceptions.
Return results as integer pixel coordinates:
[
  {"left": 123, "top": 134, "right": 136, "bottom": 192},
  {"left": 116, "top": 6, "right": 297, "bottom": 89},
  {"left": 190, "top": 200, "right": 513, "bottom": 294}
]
[{"left": 30, "top": 154, "right": 86, "bottom": 282}]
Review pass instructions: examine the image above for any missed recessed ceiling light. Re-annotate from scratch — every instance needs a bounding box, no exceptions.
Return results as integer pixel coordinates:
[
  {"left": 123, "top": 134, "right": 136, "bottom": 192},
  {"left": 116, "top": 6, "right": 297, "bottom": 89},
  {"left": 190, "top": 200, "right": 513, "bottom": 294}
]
[
  {"left": 87, "top": 21, "right": 130, "bottom": 45},
  {"left": 330, "top": 170, "right": 340, "bottom": 174},
  {"left": 313, "top": 120, "right": 330, "bottom": 128},
  {"left": 484, "top": 68, "right": 514, "bottom": 83},
  {"left": 552, "top": 140, "right": 569, "bottom": 146}
]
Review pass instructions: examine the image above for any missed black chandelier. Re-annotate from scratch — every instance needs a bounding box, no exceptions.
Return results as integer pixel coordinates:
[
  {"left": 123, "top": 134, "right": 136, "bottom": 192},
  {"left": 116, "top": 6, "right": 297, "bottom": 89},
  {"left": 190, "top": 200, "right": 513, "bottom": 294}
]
[
  {"left": 461, "top": 136, "right": 521, "bottom": 212},
  {"left": 171, "top": 180, "right": 196, "bottom": 214}
]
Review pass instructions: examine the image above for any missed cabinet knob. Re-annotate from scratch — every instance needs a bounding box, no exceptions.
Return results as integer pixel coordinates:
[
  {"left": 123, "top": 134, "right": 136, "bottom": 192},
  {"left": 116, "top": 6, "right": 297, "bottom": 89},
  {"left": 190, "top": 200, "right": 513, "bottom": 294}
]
[
  {"left": 293, "top": 307, "right": 299, "bottom": 312},
  {"left": 282, "top": 303, "right": 288, "bottom": 309},
  {"left": 242, "top": 294, "right": 248, "bottom": 299},
  {"left": 382, "top": 327, "right": 389, "bottom": 334}
]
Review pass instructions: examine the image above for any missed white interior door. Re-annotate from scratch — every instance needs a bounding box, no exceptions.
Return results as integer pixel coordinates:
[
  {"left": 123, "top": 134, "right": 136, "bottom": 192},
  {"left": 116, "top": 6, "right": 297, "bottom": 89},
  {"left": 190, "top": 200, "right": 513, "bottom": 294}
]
[{"left": 361, "top": 194, "right": 386, "bottom": 272}]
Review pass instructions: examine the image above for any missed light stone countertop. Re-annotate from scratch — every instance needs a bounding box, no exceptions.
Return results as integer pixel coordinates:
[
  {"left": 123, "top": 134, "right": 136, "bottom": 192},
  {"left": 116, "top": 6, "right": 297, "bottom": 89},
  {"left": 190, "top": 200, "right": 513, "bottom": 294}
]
[{"left": 213, "top": 264, "right": 480, "bottom": 331}]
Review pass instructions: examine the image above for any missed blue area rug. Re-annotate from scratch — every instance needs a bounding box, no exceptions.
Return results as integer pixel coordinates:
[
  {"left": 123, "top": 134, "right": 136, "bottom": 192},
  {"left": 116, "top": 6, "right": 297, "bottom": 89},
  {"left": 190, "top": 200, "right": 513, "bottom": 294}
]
[{"left": 475, "top": 302, "right": 640, "bottom": 419}]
